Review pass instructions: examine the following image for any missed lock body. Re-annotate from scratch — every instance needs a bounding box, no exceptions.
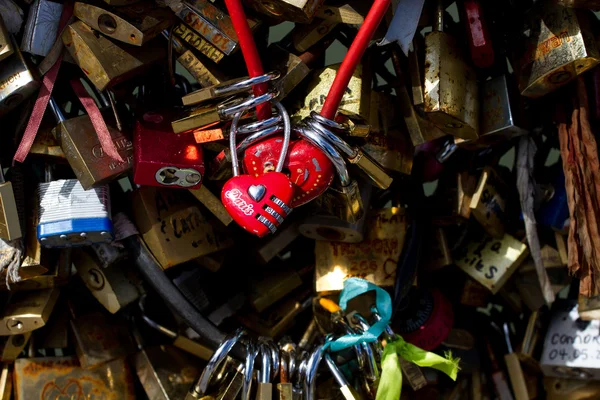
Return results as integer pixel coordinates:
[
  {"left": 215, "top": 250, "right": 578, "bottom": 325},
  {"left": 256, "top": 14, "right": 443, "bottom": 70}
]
[
  {"left": 132, "top": 187, "right": 233, "bottom": 269},
  {"left": 247, "top": 267, "right": 303, "bottom": 313},
  {"left": 37, "top": 180, "right": 114, "bottom": 248},
  {"left": 52, "top": 115, "right": 133, "bottom": 189},
  {"left": 248, "top": 0, "right": 324, "bottom": 23},
  {"left": 0, "top": 14, "right": 14, "bottom": 61},
  {"left": 134, "top": 111, "right": 205, "bottom": 189},
  {"left": 518, "top": 4, "right": 600, "bottom": 98},
  {"left": 424, "top": 31, "right": 479, "bottom": 140},
  {"left": 315, "top": 208, "right": 407, "bottom": 292},
  {"left": 0, "top": 45, "right": 40, "bottom": 117},
  {"left": 74, "top": 1, "right": 175, "bottom": 46},
  {"left": 14, "top": 357, "right": 135, "bottom": 399},
  {"left": 21, "top": 0, "right": 63, "bottom": 56},
  {"left": 455, "top": 232, "right": 529, "bottom": 294},
  {"left": 0, "top": 288, "right": 59, "bottom": 335},
  {"left": 62, "top": 21, "right": 166, "bottom": 91},
  {"left": 318, "top": 180, "right": 364, "bottom": 224},
  {"left": 173, "top": 22, "right": 225, "bottom": 63},
  {"left": 470, "top": 167, "right": 508, "bottom": 239},
  {"left": 0, "top": 181, "right": 22, "bottom": 240}
]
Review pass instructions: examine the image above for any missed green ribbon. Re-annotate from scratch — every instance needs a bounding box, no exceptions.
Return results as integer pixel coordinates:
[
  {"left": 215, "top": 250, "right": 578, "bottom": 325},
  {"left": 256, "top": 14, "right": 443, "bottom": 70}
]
[{"left": 376, "top": 336, "right": 460, "bottom": 400}]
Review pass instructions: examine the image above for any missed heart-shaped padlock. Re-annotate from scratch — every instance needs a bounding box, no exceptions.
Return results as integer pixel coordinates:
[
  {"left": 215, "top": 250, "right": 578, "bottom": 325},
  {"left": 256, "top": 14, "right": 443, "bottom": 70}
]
[
  {"left": 221, "top": 100, "right": 294, "bottom": 238},
  {"left": 243, "top": 136, "right": 334, "bottom": 207}
]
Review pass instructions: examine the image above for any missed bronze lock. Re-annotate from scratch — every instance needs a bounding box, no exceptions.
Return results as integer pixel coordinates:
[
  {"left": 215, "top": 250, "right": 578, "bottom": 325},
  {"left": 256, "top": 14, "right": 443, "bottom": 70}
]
[
  {"left": 62, "top": 20, "right": 166, "bottom": 91},
  {"left": 49, "top": 98, "right": 134, "bottom": 190},
  {"left": 423, "top": 0, "right": 479, "bottom": 140},
  {"left": 0, "top": 15, "right": 13, "bottom": 62},
  {"left": 74, "top": 0, "right": 175, "bottom": 46},
  {"left": 0, "top": 42, "right": 40, "bottom": 117},
  {"left": 131, "top": 186, "right": 233, "bottom": 269},
  {"left": 0, "top": 332, "right": 31, "bottom": 362},
  {"left": 172, "top": 22, "right": 225, "bottom": 64},
  {"left": 517, "top": 2, "right": 600, "bottom": 98},
  {"left": 166, "top": 32, "right": 226, "bottom": 87},
  {"left": 470, "top": 167, "right": 509, "bottom": 239},
  {"left": 318, "top": 179, "right": 364, "bottom": 224}
]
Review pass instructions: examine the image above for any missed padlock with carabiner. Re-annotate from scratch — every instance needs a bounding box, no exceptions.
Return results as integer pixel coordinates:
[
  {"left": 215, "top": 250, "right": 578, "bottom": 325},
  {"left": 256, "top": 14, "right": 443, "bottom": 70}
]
[{"left": 221, "top": 97, "right": 295, "bottom": 238}]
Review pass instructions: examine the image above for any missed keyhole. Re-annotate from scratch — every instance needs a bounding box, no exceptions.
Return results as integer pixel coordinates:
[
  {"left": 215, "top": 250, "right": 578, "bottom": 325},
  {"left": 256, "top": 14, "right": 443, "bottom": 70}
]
[
  {"left": 159, "top": 168, "right": 180, "bottom": 184},
  {"left": 87, "top": 268, "right": 105, "bottom": 290},
  {"left": 98, "top": 14, "right": 118, "bottom": 34},
  {"left": 7, "top": 318, "right": 23, "bottom": 332}
]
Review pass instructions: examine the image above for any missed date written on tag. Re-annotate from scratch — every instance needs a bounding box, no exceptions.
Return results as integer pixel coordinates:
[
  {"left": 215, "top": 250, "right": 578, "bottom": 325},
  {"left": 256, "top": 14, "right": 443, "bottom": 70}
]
[
  {"left": 455, "top": 232, "right": 528, "bottom": 294},
  {"left": 315, "top": 208, "right": 407, "bottom": 292}
]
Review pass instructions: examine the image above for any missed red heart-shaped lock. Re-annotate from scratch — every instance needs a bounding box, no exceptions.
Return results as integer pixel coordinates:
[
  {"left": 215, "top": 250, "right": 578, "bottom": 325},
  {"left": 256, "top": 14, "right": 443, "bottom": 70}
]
[
  {"left": 221, "top": 172, "right": 294, "bottom": 238},
  {"left": 243, "top": 136, "right": 334, "bottom": 207}
]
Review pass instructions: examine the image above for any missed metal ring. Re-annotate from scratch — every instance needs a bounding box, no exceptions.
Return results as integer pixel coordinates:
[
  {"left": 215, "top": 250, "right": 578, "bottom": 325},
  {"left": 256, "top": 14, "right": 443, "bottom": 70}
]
[
  {"left": 138, "top": 296, "right": 177, "bottom": 339},
  {"left": 237, "top": 125, "right": 283, "bottom": 155},
  {"left": 213, "top": 71, "right": 281, "bottom": 98},
  {"left": 305, "top": 117, "right": 355, "bottom": 157},
  {"left": 304, "top": 345, "right": 325, "bottom": 400},
  {"left": 258, "top": 342, "right": 272, "bottom": 383},
  {"left": 237, "top": 114, "right": 282, "bottom": 134},
  {"left": 220, "top": 90, "right": 279, "bottom": 118},
  {"left": 295, "top": 126, "right": 350, "bottom": 186},
  {"left": 192, "top": 328, "right": 245, "bottom": 397},
  {"left": 310, "top": 111, "right": 347, "bottom": 132},
  {"left": 242, "top": 339, "right": 259, "bottom": 400}
]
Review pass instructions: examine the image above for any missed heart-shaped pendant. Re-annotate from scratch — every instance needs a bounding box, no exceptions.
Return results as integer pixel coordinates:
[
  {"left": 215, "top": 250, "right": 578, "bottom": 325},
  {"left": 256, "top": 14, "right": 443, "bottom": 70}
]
[
  {"left": 243, "top": 136, "right": 334, "bottom": 208},
  {"left": 221, "top": 172, "right": 294, "bottom": 238}
]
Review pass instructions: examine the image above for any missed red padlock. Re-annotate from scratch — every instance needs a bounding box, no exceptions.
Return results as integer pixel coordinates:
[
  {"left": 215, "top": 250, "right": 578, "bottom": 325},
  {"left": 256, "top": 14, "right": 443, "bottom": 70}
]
[
  {"left": 463, "top": 0, "right": 495, "bottom": 69},
  {"left": 243, "top": 136, "right": 334, "bottom": 207},
  {"left": 134, "top": 111, "right": 205, "bottom": 189},
  {"left": 221, "top": 101, "right": 294, "bottom": 238}
]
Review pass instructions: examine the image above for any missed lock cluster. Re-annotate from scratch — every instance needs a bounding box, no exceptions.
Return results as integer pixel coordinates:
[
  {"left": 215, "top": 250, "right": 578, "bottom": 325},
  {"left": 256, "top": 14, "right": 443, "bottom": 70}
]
[{"left": 1, "top": 0, "right": 600, "bottom": 398}]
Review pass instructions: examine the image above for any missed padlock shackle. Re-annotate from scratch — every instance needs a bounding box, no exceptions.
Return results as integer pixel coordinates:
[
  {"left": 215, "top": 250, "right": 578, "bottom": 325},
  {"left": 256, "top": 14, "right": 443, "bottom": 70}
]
[
  {"left": 435, "top": 0, "right": 444, "bottom": 32},
  {"left": 242, "top": 340, "right": 258, "bottom": 400},
  {"left": 306, "top": 112, "right": 356, "bottom": 157},
  {"left": 138, "top": 295, "right": 177, "bottom": 339},
  {"left": 48, "top": 97, "right": 66, "bottom": 124},
  {"left": 304, "top": 344, "right": 325, "bottom": 400},
  {"left": 324, "top": 353, "right": 350, "bottom": 388},
  {"left": 295, "top": 126, "right": 350, "bottom": 186}
]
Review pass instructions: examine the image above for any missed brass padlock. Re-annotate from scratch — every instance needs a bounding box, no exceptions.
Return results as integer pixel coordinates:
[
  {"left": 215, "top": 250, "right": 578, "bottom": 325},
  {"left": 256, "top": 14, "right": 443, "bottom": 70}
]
[
  {"left": 0, "top": 166, "right": 22, "bottom": 241},
  {"left": 20, "top": 0, "right": 63, "bottom": 56},
  {"left": 315, "top": 208, "right": 407, "bottom": 293},
  {"left": 517, "top": 2, "right": 600, "bottom": 98},
  {"left": 3, "top": 248, "right": 70, "bottom": 291},
  {"left": 423, "top": 0, "right": 479, "bottom": 140},
  {"left": 469, "top": 166, "right": 509, "bottom": 238},
  {"left": 247, "top": 266, "right": 304, "bottom": 313},
  {"left": 0, "top": 43, "right": 40, "bottom": 117},
  {"left": 14, "top": 357, "right": 136, "bottom": 399},
  {"left": 0, "top": 288, "right": 59, "bottom": 336},
  {"left": 172, "top": 22, "right": 225, "bottom": 64},
  {"left": 73, "top": 248, "right": 144, "bottom": 314},
  {"left": 0, "top": 332, "right": 30, "bottom": 362},
  {"left": 131, "top": 186, "right": 233, "bottom": 269},
  {"left": 49, "top": 97, "right": 133, "bottom": 190},
  {"left": 455, "top": 232, "right": 529, "bottom": 294},
  {"left": 248, "top": 0, "right": 324, "bottom": 23},
  {"left": 0, "top": 15, "right": 14, "bottom": 62},
  {"left": 70, "top": 312, "right": 134, "bottom": 368},
  {"left": 318, "top": 179, "right": 364, "bottom": 224},
  {"left": 74, "top": 1, "right": 175, "bottom": 46},
  {"left": 62, "top": 20, "right": 166, "bottom": 91}
]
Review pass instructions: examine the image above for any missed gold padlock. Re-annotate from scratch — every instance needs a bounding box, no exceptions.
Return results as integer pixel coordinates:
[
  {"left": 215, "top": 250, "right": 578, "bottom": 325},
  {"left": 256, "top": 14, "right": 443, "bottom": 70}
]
[
  {"left": 167, "top": 32, "right": 226, "bottom": 87},
  {"left": 423, "top": 0, "right": 479, "bottom": 140},
  {"left": 0, "top": 288, "right": 59, "bottom": 336},
  {"left": 172, "top": 22, "right": 225, "bottom": 64},
  {"left": 315, "top": 208, "right": 407, "bottom": 293},
  {"left": 517, "top": 2, "right": 600, "bottom": 98},
  {"left": 0, "top": 15, "right": 13, "bottom": 62},
  {"left": 131, "top": 186, "right": 233, "bottom": 269},
  {"left": 0, "top": 332, "right": 30, "bottom": 362},
  {"left": 62, "top": 20, "right": 166, "bottom": 91},
  {"left": 431, "top": 170, "right": 479, "bottom": 225},
  {"left": 0, "top": 43, "right": 40, "bottom": 117},
  {"left": 455, "top": 232, "right": 529, "bottom": 294},
  {"left": 73, "top": 1, "right": 175, "bottom": 46},
  {"left": 470, "top": 167, "right": 509, "bottom": 239}
]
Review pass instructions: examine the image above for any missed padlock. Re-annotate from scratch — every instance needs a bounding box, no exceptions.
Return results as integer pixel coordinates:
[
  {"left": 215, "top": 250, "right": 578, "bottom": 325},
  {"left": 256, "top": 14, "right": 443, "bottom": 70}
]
[
  {"left": 172, "top": 0, "right": 259, "bottom": 57},
  {"left": 540, "top": 301, "right": 600, "bottom": 380},
  {"left": 3, "top": 247, "right": 70, "bottom": 291},
  {"left": 0, "top": 166, "right": 22, "bottom": 241},
  {"left": 190, "top": 185, "right": 233, "bottom": 226},
  {"left": 20, "top": 0, "right": 63, "bottom": 56},
  {"left": 74, "top": 0, "right": 174, "bottom": 46},
  {"left": 361, "top": 120, "right": 414, "bottom": 176},
  {"left": 421, "top": 227, "right": 453, "bottom": 271},
  {"left": 545, "top": 377, "right": 600, "bottom": 400},
  {"left": 0, "top": 42, "right": 40, "bottom": 117},
  {"left": 131, "top": 186, "right": 233, "bottom": 269},
  {"left": 0, "top": 15, "right": 14, "bottom": 62},
  {"left": 134, "top": 110, "right": 205, "bottom": 189},
  {"left": 517, "top": 2, "right": 600, "bottom": 98},
  {"left": 248, "top": 0, "right": 324, "bottom": 23},
  {"left": 0, "top": 288, "right": 59, "bottom": 336},
  {"left": 14, "top": 357, "right": 136, "bottom": 399},
  {"left": 461, "top": 0, "right": 494, "bottom": 69},
  {"left": 0, "top": 332, "right": 30, "bottom": 362},
  {"left": 455, "top": 232, "right": 529, "bottom": 294},
  {"left": 133, "top": 345, "right": 205, "bottom": 400},
  {"left": 49, "top": 97, "right": 133, "bottom": 189},
  {"left": 70, "top": 312, "right": 134, "bottom": 368},
  {"left": 172, "top": 21, "right": 225, "bottom": 64},
  {"left": 430, "top": 169, "right": 479, "bottom": 225},
  {"left": 299, "top": 213, "right": 368, "bottom": 243},
  {"left": 291, "top": 17, "right": 339, "bottom": 54},
  {"left": 165, "top": 31, "right": 226, "bottom": 87},
  {"left": 221, "top": 100, "right": 294, "bottom": 238},
  {"left": 72, "top": 248, "right": 144, "bottom": 314},
  {"left": 62, "top": 20, "right": 166, "bottom": 91},
  {"left": 247, "top": 266, "right": 304, "bottom": 313},
  {"left": 293, "top": 63, "right": 371, "bottom": 125},
  {"left": 423, "top": 0, "right": 479, "bottom": 140},
  {"left": 470, "top": 166, "right": 509, "bottom": 239},
  {"left": 30, "top": 125, "right": 66, "bottom": 160},
  {"left": 315, "top": 208, "right": 407, "bottom": 292},
  {"left": 37, "top": 179, "right": 114, "bottom": 247},
  {"left": 460, "top": 277, "right": 490, "bottom": 308},
  {"left": 242, "top": 136, "right": 335, "bottom": 208}
]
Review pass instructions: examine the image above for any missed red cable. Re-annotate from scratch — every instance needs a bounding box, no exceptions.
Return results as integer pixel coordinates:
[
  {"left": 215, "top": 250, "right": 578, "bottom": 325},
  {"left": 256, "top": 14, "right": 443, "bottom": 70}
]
[
  {"left": 320, "top": 0, "right": 391, "bottom": 120},
  {"left": 223, "top": 0, "right": 271, "bottom": 120}
]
